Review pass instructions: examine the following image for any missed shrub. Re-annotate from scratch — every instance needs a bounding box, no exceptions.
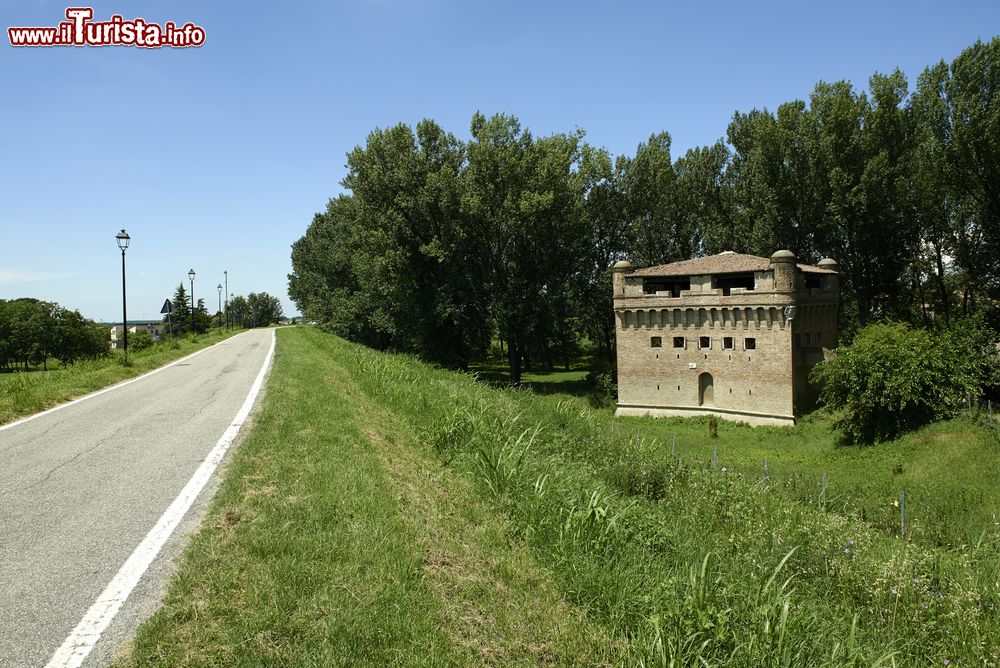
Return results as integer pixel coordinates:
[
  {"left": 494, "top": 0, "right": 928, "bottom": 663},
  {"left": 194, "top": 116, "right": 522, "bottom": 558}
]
[
  {"left": 586, "top": 364, "right": 617, "bottom": 408},
  {"left": 812, "top": 320, "right": 995, "bottom": 444},
  {"left": 129, "top": 330, "right": 154, "bottom": 352}
]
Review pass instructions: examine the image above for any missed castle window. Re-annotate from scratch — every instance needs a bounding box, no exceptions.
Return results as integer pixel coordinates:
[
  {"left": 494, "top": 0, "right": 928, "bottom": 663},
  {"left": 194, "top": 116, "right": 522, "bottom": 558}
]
[
  {"left": 699, "top": 336, "right": 711, "bottom": 349},
  {"left": 643, "top": 277, "right": 691, "bottom": 296},
  {"left": 650, "top": 336, "right": 662, "bottom": 348},
  {"left": 723, "top": 337, "right": 734, "bottom": 350},
  {"left": 805, "top": 332, "right": 812, "bottom": 345},
  {"left": 744, "top": 337, "right": 756, "bottom": 350},
  {"left": 713, "top": 273, "right": 755, "bottom": 296},
  {"left": 673, "top": 336, "right": 685, "bottom": 348}
]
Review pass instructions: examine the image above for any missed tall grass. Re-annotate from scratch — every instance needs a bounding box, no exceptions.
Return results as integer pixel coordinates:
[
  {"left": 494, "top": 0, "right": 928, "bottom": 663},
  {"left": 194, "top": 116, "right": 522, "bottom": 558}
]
[{"left": 337, "top": 331, "right": 1000, "bottom": 665}]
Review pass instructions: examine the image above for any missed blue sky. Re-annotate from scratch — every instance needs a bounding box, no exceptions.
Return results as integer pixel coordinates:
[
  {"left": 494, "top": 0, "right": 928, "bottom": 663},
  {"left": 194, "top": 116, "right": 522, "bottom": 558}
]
[{"left": 1, "top": 0, "right": 997, "bottom": 323}]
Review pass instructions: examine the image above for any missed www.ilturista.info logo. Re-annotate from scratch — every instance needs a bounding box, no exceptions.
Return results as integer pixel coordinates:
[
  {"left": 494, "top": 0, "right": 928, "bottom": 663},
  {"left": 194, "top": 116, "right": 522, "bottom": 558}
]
[{"left": 8, "top": 8, "right": 205, "bottom": 48}]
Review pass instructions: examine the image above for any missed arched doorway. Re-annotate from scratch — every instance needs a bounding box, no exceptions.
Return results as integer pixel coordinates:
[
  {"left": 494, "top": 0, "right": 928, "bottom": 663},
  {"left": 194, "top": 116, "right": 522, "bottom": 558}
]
[{"left": 699, "top": 372, "right": 714, "bottom": 406}]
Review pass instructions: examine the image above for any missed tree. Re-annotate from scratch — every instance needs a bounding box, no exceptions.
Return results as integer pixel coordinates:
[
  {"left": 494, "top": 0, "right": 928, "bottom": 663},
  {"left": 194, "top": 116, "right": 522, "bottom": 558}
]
[
  {"left": 908, "top": 60, "right": 956, "bottom": 323},
  {"left": 675, "top": 140, "right": 733, "bottom": 256},
  {"left": 577, "top": 143, "right": 631, "bottom": 362},
  {"left": 812, "top": 319, "right": 997, "bottom": 444},
  {"left": 165, "top": 284, "right": 192, "bottom": 336},
  {"left": 945, "top": 38, "right": 1000, "bottom": 310},
  {"left": 463, "top": 112, "right": 586, "bottom": 383},
  {"left": 194, "top": 298, "right": 212, "bottom": 334},
  {"left": 228, "top": 295, "right": 248, "bottom": 328},
  {"left": 625, "top": 132, "right": 695, "bottom": 265},
  {"left": 245, "top": 292, "right": 283, "bottom": 328},
  {"left": 0, "top": 298, "right": 106, "bottom": 369}
]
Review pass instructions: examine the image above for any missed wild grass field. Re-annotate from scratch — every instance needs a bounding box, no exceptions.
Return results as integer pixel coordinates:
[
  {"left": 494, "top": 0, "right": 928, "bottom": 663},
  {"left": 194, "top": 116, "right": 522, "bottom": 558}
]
[
  {"left": 122, "top": 327, "right": 1000, "bottom": 666},
  {"left": 0, "top": 329, "right": 242, "bottom": 426}
]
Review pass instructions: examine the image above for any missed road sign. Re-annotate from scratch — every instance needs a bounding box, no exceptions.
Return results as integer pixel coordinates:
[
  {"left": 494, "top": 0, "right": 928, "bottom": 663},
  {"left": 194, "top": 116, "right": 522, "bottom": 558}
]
[{"left": 160, "top": 299, "right": 174, "bottom": 314}]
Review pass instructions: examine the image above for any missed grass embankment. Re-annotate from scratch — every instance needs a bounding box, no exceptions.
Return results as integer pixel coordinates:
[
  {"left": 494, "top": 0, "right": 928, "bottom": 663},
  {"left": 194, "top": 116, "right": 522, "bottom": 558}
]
[
  {"left": 476, "top": 360, "right": 1000, "bottom": 550},
  {"left": 617, "top": 413, "right": 1000, "bottom": 550},
  {"left": 124, "top": 328, "right": 1000, "bottom": 665},
  {"left": 118, "top": 326, "right": 611, "bottom": 667},
  {"left": 0, "top": 329, "right": 243, "bottom": 425}
]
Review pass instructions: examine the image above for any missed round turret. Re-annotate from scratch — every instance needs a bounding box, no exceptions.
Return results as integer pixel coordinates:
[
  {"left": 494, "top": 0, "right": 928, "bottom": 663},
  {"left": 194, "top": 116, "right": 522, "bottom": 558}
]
[
  {"left": 769, "top": 250, "right": 797, "bottom": 293},
  {"left": 612, "top": 260, "right": 633, "bottom": 297},
  {"left": 817, "top": 258, "right": 839, "bottom": 272}
]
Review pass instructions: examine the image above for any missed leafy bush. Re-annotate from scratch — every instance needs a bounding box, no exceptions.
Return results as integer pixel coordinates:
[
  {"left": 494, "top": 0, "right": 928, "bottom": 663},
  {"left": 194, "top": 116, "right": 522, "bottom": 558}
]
[
  {"left": 129, "top": 330, "right": 154, "bottom": 352},
  {"left": 812, "top": 320, "right": 997, "bottom": 444},
  {"left": 585, "top": 358, "right": 618, "bottom": 408}
]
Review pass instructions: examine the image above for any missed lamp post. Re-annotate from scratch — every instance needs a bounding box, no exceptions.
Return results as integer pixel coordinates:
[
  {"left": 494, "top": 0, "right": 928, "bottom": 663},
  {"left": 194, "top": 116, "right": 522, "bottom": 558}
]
[
  {"left": 188, "top": 268, "right": 196, "bottom": 333},
  {"left": 217, "top": 284, "right": 223, "bottom": 330},
  {"left": 116, "top": 229, "right": 130, "bottom": 359},
  {"left": 223, "top": 270, "right": 229, "bottom": 331}
]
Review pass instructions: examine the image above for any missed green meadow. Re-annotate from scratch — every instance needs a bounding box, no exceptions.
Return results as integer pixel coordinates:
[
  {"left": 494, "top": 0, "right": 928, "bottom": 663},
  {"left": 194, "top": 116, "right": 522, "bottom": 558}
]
[{"left": 121, "top": 327, "right": 1000, "bottom": 666}]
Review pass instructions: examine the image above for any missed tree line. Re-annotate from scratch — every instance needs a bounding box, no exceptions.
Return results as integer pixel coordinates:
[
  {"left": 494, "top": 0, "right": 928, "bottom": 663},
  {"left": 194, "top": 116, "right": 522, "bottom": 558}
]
[
  {"left": 0, "top": 298, "right": 108, "bottom": 370},
  {"left": 289, "top": 38, "right": 1000, "bottom": 384},
  {"left": 163, "top": 284, "right": 284, "bottom": 334}
]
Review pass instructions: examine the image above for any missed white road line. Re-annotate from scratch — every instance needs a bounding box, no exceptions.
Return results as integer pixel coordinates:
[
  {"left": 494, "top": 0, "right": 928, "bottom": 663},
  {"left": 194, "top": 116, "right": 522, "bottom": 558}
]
[
  {"left": 45, "top": 328, "right": 276, "bottom": 668},
  {"left": 0, "top": 332, "right": 245, "bottom": 433}
]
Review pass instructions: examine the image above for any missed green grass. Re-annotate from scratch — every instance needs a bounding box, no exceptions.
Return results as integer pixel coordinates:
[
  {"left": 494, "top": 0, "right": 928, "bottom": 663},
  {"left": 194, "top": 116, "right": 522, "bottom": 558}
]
[
  {"left": 608, "top": 412, "right": 1000, "bottom": 550},
  {"left": 122, "top": 328, "right": 1000, "bottom": 665},
  {"left": 469, "top": 355, "right": 594, "bottom": 395},
  {"left": 118, "top": 326, "right": 613, "bottom": 667},
  {"left": 0, "top": 329, "right": 243, "bottom": 425}
]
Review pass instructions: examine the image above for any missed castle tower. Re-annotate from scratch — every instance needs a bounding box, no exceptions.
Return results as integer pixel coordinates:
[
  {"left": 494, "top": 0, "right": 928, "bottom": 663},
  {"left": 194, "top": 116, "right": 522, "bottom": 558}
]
[
  {"left": 612, "top": 260, "right": 633, "bottom": 297},
  {"left": 612, "top": 250, "right": 839, "bottom": 426},
  {"left": 770, "top": 250, "right": 797, "bottom": 294}
]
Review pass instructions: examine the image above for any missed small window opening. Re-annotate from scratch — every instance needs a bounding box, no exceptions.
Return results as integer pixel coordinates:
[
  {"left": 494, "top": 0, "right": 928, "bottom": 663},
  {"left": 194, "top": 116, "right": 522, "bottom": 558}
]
[
  {"left": 723, "top": 336, "right": 734, "bottom": 350},
  {"left": 744, "top": 338, "right": 756, "bottom": 350},
  {"left": 673, "top": 336, "right": 685, "bottom": 348},
  {"left": 650, "top": 336, "right": 662, "bottom": 348},
  {"left": 699, "top": 336, "right": 711, "bottom": 349},
  {"left": 805, "top": 332, "right": 812, "bottom": 345}
]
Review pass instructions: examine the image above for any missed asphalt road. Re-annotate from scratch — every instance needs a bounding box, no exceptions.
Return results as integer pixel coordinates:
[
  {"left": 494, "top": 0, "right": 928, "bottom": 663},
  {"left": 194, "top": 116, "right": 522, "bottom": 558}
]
[{"left": 0, "top": 328, "right": 274, "bottom": 668}]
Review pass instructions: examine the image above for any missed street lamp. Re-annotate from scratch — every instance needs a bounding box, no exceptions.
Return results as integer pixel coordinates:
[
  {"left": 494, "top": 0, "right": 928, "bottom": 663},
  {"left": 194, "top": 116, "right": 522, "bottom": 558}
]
[
  {"left": 217, "top": 284, "right": 223, "bottom": 330},
  {"left": 116, "top": 229, "right": 130, "bottom": 359},
  {"left": 188, "top": 268, "right": 196, "bottom": 333}
]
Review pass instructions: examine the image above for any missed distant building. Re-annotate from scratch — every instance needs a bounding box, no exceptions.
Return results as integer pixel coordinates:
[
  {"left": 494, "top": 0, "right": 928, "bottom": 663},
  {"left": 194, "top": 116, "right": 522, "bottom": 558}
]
[
  {"left": 109, "top": 322, "right": 163, "bottom": 349},
  {"left": 613, "top": 250, "right": 840, "bottom": 426}
]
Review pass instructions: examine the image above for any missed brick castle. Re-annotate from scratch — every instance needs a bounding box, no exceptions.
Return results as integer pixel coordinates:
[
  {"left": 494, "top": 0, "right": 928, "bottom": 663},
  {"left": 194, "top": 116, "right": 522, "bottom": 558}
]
[{"left": 613, "top": 250, "right": 839, "bottom": 426}]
